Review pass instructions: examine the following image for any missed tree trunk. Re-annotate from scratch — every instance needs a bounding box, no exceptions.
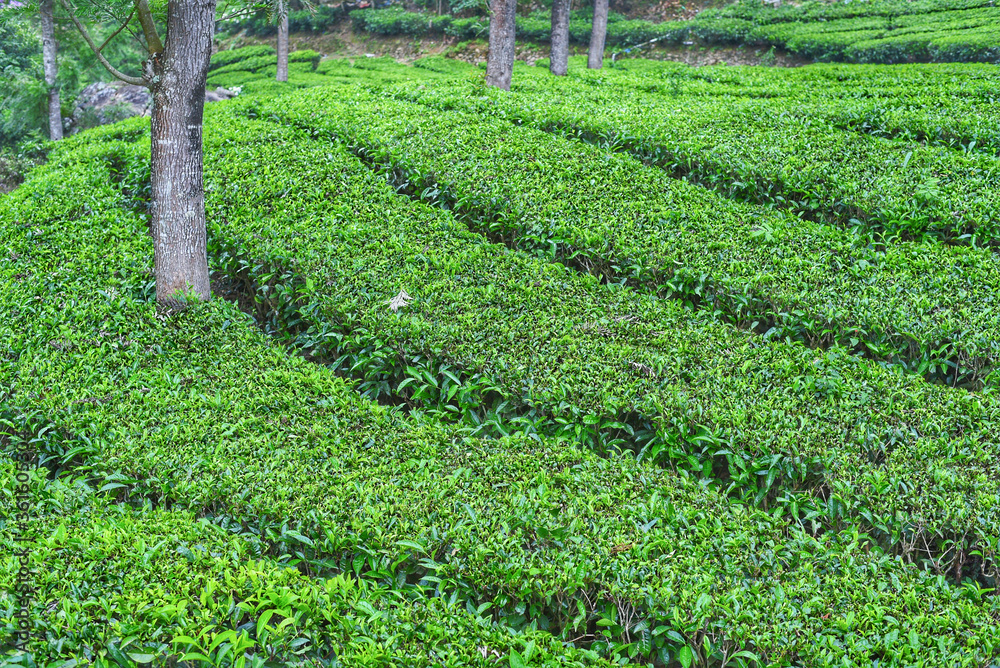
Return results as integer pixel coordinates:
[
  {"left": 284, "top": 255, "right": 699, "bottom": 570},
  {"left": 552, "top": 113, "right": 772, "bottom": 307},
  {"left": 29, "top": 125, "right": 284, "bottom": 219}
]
[
  {"left": 550, "top": 0, "right": 570, "bottom": 76},
  {"left": 276, "top": 0, "right": 289, "bottom": 82},
  {"left": 588, "top": 0, "right": 608, "bottom": 69},
  {"left": 40, "top": 0, "right": 63, "bottom": 140},
  {"left": 485, "top": 0, "right": 515, "bottom": 90},
  {"left": 149, "top": 0, "right": 214, "bottom": 306}
]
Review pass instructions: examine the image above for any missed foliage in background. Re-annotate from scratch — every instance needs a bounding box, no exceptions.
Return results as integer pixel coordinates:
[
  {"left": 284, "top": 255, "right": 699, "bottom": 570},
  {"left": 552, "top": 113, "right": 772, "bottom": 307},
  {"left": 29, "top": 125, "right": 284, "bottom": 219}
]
[
  {"left": 264, "top": 0, "right": 1000, "bottom": 64},
  {"left": 0, "top": 17, "right": 44, "bottom": 146},
  {"left": 0, "top": 7, "right": 148, "bottom": 150}
]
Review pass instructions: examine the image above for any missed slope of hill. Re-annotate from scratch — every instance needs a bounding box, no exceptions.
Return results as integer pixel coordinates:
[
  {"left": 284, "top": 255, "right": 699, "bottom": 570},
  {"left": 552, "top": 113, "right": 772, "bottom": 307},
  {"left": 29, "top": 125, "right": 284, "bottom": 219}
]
[
  {"left": 216, "top": 0, "right": 1000, "bottom": 64},
  {"left": 2, "top": 46, "right": 999, "bottom": 667}
]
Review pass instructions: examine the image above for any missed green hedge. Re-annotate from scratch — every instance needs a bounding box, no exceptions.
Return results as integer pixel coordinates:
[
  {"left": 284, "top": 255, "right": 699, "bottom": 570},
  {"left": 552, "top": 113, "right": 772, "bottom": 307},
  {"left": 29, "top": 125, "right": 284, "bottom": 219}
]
[
  {"left": 700, "top": 0, "right": 998, "bottom": 24},
  {"left": 691, "top": 0, "right": 1000, "bottom": 63},
  {"left": 597, "top": 59, "right": 1000, "bottom": 157},
  {"left": 0, "top": 466, "right": 605, "bottom": 666},
  {"left": 2, "top": 113, "right": 998, "bottom": 668},
  {"left": 314, "top": 56, "right": 460, "bottom": 87},
  {"left": 290, "top": 49, "right": 323, "bottom": 67},
  {"left": 735, "top": 6, "right": 1000, "bottom": 64},
  {"left": 352, "top": 8, "right": 455, "bottom": 36},
  {"left": 210, "top": 44, "right": 275, "bottom": 71},
  {"left": 413, "top": 55, "right": 479, "bottom": 75},
  {"left": 206, "top": 50, "right": 323, "bottom": 88},
  {"left": 208, "top": 93, "right": 1000, "bottom": 573},
  {"left": 206, "top": 69, "right": 261, "bottom": 89},
  {"left": 213, "top": 0, "right": 999, "bottom": 64},
  {"left": 210, "top": 55, "right": 276, "bottom": 77},
  {"left": 399, "top": 62, "right": 1000, "bottom": 245},
  {"left": 210, "top": 50, "right": 321, "bottom": 78},
  {"left": 299, "top": 76, "right": 1000, "bottom": 389},
  {"left": 929, "top": 25, "right": 1000, "bottom": 63},
  {"left": 218, "top": 6, "right": 346, "bottom": 37}
]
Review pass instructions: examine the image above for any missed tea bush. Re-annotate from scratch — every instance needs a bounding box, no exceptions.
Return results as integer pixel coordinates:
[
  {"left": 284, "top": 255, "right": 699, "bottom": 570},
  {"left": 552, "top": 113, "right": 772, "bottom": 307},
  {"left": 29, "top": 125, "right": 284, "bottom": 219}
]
[
  {"left": 210, "top": 45, "right": 276, "bottom": 72},
  {"left": 2, "top": 53, "right": 999, "bottom": 668},
  {"left": 390, "top": 63, "right": 1000, "bottom": 245},
  {"left": 340, "top": 0, "right": 999, "bottom": 64},
  {"left": 206, "top": 46, "right": 322, "bottom": 89},
  {"left": 262, "top": 80, "right": 1000, "bottom": 390},
  {"left": 195, "top": 97, "right": 1000, "bottom": 576},
  {"left": 0, "top": 465, "right": 608, "bottom": 666}
]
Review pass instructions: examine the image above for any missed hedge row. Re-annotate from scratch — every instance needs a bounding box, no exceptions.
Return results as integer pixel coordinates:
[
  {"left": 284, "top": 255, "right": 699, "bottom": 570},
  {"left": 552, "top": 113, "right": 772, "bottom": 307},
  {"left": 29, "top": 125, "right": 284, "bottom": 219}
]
[
  {"left": 684, "top": 0, "right": 1000, "bottom": 63},
  {"left": 205, "top": 48, "right": 324, "bottom": 89},
  {"left": 778, "top": 95, "right": 998, "bottom": 157},
  {"left": 1, "top": 111, "right": 997, "bottom": 667},
  {"left": 601, "top": 59, "right": 1000, "bottom": 156},
  {"left": 217, "top": 5, "right": 347, "bottom": 37},
  {"left": 742, "top": 6, "right": 1000, "bottom": 63},
  {"left": 207, "top": 93, "right": 1000, "bottom": 574},
  {"left": 386, "top": 61, "right": 1000, "bottom": 246},
  {"left": 209, "top": 44, "right": 275, "bottom": 71},
  {"left": 927, "top": 25, "right": 1000, "bottom": 63},
  {"left": 0, "top": 139, "right": 649, "bottom": 665},
  {"left": 351, "top": 8, "right": 458, "bottom": 37},
  {"left": 345, "top": 8, "right": 754, "bottom": 47},
  {"left": 602, "top": 58, "right": 1000, "bottom": 100},
  {"left": 209, "top": 48, "right": 321, "bottom": 78},
  {"left": 699, "top": 0, "right": 998, "bottom": 24},
  {"left": 207, "top": 62, "right": 322, "bottom": 90},
  {"left": 313, "top": 56, "right": 461, "bottom": 89},
  {"left": 413, "top": 55, "right": 481, "bottom": 76},
  {"left": 0, "top": 465, "right": 603, "bottom": 666},
  {"left": 288, "top": 73, "right": 1000, "bottom": 389},
  {"left": 342, "top": 1, "right": 998, "bottom": 64},
  {"left": 211, "top": 0, "right": 999, "bottom": 64},
  {"left": 406, "top": 79, "right": 1000, "bottom": 383}
]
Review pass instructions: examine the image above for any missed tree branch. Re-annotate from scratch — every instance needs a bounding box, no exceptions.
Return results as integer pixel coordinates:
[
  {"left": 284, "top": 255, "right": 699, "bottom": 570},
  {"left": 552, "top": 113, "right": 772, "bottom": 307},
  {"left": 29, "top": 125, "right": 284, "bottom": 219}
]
[
  {"left": 217, "top": 6, "right": 263, "bottom": 22},
  {"left": 58, "top": 0, "right": 148, "bottom": 86},
  {"left": 133, "top": 0, "right": 164, "bottom": 55},
  {"left": 97, "top": 7, "right": 135, "bottom": 53}
]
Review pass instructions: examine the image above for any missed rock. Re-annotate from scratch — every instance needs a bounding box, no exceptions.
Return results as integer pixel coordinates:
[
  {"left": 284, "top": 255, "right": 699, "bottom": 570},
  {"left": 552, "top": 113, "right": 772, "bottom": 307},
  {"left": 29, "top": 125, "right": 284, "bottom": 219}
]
[
  {"left": 65, "top": 81, "right": 151, "bottom": 134},
  {"left": 65, "top": 82, "right": 240, "bottom": 134},
  {"left": 204, "top": 87, "right": 239, "bottom": 103}
]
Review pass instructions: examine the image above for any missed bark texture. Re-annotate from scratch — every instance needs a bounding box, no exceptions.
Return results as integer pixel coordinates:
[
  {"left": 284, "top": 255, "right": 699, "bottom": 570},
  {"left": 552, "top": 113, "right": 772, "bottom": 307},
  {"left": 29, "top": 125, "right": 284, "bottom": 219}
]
[
  {"left": 40, "top": 0, "right": 63, "bottom": 140},
  {"left": 149, "top": 0, "right": 214, "bottom": 306},
  {"left": 485, "top": 0, "right": 516, "bottom": 90},
  {"left": 276, "top": 0, "right": 289, "bottom": 82},
  {"left": 588, "top": 0, "right": 609, "bottom": 69},
  {"left": 550, "top": 0, "right": 570, "bottom": 76}
]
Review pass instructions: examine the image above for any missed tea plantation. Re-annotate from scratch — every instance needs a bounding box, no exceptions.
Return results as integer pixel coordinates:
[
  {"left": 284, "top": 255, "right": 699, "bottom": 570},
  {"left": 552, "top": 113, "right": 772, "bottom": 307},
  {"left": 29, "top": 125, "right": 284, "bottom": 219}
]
[
  {"left": 213, "top": 0, "right": 1000, "bottom": 65},
  {"left": 2, "top": 45, "right": 999, "bottom": 667},
  {"left": 340, "top": 0, "right": 1000, "bottom": 65}
]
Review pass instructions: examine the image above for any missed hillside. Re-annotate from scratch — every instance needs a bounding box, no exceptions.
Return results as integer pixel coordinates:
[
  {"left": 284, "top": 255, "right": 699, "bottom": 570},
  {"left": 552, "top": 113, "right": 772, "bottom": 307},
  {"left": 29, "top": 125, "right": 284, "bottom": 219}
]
[
  {"left": 2, "top": 45, "right": 999, "bottom": 667},
  {"left": 217, "top": 0, "right": 1000, "bottom": 65}
]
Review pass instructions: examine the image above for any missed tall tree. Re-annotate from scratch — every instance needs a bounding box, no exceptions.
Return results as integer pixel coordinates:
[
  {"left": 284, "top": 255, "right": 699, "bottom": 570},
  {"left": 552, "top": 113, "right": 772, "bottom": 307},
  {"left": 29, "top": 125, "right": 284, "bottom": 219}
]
[
  {"left": 587, "top": 0, "right": 608, "bottom": 69},
  {"left": 60, "top": 0, "right": 215, "bottom": 305},
  {"left": 39, "top": 0, "right": 62, "bottom": 140},
  {"left": 275, "top": 0, "right": 288, "bottom": 81},
  {"left": 484, "top": 0, "right": 515, "bottom": 90},
  {"left": 550, "top": 0, "right": 569, "bottom": 76}
]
